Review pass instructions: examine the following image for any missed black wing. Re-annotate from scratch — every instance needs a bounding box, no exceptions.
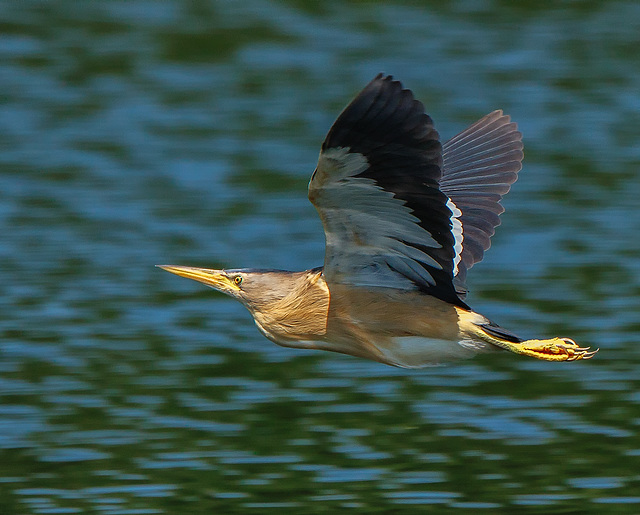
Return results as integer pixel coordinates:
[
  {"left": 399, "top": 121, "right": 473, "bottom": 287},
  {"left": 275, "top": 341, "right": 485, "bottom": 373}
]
[{"left": 309, "top": 74, "right": 465, "bottom": 306}]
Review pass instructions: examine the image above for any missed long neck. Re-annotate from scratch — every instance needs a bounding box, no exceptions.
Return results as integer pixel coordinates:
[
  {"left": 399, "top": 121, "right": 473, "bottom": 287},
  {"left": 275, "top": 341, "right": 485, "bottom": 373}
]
[{"left": 250, "top": 269, "right": 330, "bottom": 344}]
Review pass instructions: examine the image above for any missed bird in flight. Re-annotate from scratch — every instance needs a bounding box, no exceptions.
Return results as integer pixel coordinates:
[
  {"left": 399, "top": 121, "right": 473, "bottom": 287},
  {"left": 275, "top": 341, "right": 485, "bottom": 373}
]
[{"left": 159, "top": 74, "right": 597, "bottom": 367}]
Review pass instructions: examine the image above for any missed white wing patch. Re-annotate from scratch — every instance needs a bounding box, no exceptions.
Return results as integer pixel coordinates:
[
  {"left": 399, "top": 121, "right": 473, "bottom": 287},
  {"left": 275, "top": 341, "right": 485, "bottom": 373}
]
[
  {"left": 446, "top": 198, "right": 464, "bottom": 276},
  {"left": 310, "top": 147, "right": 443, "bottom": 290}
]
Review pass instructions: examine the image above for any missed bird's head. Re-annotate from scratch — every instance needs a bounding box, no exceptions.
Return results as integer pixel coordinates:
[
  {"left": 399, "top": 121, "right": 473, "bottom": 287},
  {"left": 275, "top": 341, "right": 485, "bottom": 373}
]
[{"left": 157, "top": 265, "right": 303, "bottom": 312}]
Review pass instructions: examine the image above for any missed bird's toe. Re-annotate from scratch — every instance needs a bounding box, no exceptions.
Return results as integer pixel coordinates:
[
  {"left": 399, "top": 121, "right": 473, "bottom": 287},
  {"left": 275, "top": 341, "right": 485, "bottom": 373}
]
[{"left": 521, "top": 337, "right": 598, "bottom": 362}]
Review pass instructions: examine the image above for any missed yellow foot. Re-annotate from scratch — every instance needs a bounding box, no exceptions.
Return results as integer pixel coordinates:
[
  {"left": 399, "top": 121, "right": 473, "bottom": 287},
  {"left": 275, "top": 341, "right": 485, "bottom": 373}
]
[{"left": 510, "top": 337, "right": 598, "bottom": 362}]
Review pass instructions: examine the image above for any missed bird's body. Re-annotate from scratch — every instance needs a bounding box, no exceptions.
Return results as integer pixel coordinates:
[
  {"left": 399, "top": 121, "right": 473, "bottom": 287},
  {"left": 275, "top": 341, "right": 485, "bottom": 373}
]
[
  {"left": 247, "top": 269, "right": 468, "bottom": 367},
  {"left": 160, "top": 74, "right": 597, "bottom": 366}
]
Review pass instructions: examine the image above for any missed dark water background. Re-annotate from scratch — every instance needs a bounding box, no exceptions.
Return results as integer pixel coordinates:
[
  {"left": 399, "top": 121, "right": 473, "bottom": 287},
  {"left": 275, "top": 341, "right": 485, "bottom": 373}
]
[{"left": 1, "top": 1, "right": 639, "bottom": 513}]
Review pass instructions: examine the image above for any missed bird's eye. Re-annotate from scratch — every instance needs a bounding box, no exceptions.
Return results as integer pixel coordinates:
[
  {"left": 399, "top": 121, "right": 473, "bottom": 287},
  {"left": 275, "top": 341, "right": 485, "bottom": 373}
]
[{"left": 233, "top": 275, "right": 243, "bottom": 286}]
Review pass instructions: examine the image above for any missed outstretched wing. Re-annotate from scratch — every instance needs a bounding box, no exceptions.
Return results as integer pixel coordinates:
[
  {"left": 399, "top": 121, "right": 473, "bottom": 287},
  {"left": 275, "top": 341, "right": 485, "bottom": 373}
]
[
  {"left": 441, "top": 111, "right": 524, "bottom": 295},
  {"left": 308, "top": 74, "right": 465, "bottom": 306}
]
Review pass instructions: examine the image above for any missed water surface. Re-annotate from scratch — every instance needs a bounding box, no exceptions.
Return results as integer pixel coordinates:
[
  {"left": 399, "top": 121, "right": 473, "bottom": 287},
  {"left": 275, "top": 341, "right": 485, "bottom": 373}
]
[{"left": 1, "top": 1, "right": 639, "bottom": 513}]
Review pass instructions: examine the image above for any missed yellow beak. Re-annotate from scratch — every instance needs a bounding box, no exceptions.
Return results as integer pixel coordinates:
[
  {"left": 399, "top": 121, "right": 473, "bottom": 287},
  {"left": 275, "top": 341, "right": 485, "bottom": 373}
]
[{"left": 156, "top": 265, "right": 239, "bottom": 292}]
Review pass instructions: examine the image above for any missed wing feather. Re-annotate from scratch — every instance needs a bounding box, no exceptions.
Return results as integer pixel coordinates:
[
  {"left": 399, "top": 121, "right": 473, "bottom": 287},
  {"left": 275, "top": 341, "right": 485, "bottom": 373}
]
[
  {"left": 309, "top": 75, "right": 464, "bottom": 306},
  {"left": 308, "top": 76, "right": 524, "bottom": 304},
  {"left": 441, "top": 110, "right": 524, "bottom": 294}
]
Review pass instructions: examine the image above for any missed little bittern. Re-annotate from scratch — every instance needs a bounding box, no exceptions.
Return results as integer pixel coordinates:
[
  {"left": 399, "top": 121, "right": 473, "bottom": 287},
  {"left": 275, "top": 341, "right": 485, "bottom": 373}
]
[{"left": 160, "top": 74, "right": 597, "bottom": 367}]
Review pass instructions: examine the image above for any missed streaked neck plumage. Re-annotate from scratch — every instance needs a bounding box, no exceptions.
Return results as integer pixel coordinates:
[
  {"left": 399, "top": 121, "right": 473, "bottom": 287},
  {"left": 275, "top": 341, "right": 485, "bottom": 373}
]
[{"left": 248, "top": 268, "right": 330, "bottom": 344}]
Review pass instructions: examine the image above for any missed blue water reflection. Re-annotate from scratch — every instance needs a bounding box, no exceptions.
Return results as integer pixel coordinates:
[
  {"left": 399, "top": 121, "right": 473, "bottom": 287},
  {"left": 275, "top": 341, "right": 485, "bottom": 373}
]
[{"left": 1, "top": 0, "right": 639, "bottom": 513}]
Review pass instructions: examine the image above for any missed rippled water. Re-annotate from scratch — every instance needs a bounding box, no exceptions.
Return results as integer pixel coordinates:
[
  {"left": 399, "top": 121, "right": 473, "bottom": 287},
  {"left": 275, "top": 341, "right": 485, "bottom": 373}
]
[{"left": 1, "top": 1, "right": 639, "bottom": 513}]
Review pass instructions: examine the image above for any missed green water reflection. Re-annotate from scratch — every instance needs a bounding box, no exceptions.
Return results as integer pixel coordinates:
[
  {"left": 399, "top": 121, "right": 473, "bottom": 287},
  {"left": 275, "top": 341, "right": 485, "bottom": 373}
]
[{"left": 0, "top": 1, "right": 639, "bottom": 513}]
